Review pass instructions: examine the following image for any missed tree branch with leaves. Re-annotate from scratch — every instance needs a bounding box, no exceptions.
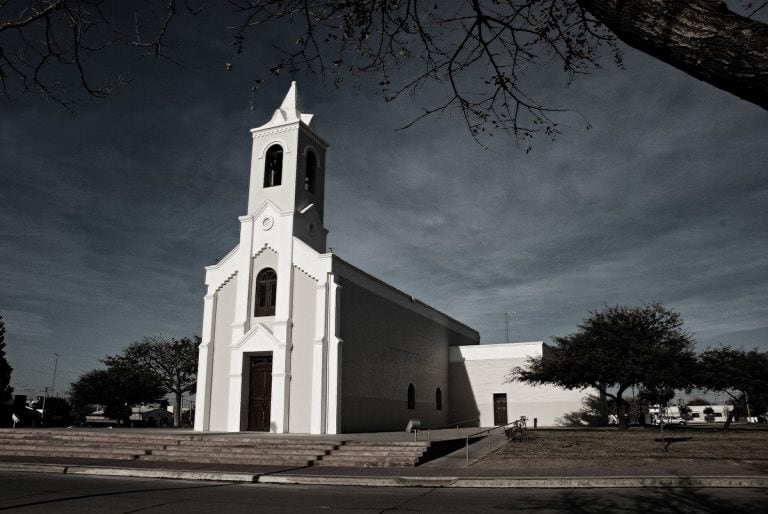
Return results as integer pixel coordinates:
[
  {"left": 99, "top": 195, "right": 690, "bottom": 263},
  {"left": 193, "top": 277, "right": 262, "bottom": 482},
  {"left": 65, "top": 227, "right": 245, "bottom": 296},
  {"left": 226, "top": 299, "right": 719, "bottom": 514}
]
[
  {"left": 509, "top": 304, "right": 697, "bottom": 427},
  {"left": 105, "top": 335, "right": 199, "bottom": 428}
]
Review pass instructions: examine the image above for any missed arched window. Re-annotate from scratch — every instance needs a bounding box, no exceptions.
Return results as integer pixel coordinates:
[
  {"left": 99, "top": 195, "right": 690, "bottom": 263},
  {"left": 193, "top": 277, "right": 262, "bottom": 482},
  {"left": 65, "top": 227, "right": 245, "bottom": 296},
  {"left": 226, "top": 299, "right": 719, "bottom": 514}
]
[
  {"left": 304, "top": 151, "right": 316, "bottom": 194},
  {"left": 435, "top": 387, "right": 442, "bottom": 411},
  {"left": 407, "top": 383, "right": 415, "bottom": 410},
  {"left": 254, "top": 268, "right": 277, "bottom": 316},
  {"left": 263, "top": 145, "right": 283, "bottom": 188}
]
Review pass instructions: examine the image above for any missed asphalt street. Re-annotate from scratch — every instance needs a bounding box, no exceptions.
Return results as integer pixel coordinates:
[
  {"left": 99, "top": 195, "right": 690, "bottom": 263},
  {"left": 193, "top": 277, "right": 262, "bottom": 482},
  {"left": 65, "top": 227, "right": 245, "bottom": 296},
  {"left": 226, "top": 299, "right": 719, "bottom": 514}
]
[{"left": 0, "top": 472, "right": 767, "bottom": 513}]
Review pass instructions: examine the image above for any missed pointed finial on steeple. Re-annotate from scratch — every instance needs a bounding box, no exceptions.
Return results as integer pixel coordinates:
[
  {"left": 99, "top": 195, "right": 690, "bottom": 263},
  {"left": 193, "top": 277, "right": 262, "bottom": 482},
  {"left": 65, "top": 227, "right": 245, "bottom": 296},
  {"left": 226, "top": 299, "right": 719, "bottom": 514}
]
[
  {"left": 280, "top": 81, "right": 300, "bottom": 113},
  {"left": 253, "top": 81, "right": 314, "bottom": 131}
]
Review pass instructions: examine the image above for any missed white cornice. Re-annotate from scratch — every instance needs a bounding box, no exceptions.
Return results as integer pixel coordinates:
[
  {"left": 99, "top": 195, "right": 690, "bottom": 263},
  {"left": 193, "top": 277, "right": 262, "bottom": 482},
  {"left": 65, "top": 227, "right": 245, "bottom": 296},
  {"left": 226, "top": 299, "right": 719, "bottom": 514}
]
[
  {"left": 206, "top": 244, "right": 239, "bottom": 270},
  {"left": 230, "top": 322, "right": 280, "bottom": 350}
]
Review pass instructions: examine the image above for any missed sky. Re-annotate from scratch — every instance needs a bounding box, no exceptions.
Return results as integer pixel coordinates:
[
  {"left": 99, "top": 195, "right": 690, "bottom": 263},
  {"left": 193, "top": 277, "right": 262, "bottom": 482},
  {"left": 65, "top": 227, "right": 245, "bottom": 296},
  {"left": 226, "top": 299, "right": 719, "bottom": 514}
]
[{"left": 1, "top": 6, "right": 767, "bottom": 398}]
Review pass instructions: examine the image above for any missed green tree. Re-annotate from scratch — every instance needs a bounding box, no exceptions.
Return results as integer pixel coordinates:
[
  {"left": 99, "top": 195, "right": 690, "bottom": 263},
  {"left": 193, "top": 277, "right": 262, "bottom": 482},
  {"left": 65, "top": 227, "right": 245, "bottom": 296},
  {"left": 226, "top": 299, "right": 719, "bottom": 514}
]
[
  {"left": 0, "top": 313, "right": 12, "bottom": 404},
  {"left": 696, "top": 346, "right": 768, "bottom": 429},
  {"left": 107, "top": 336, "right": 199, "bottom": 428},
  {"left": 511, "top": 304, "right": 697, "bottom": 427},
  {"left": 41, "top": 396, "right": 73, "bottom": 427},
  {"left": 677, "top": 403, "right": 693, "bottom": 423},
  {"left": 69, "top": 359, "right": 166, "bottom": 425},
  {"left": 1, "top": 2, "right": 765, "bottom": 142}
]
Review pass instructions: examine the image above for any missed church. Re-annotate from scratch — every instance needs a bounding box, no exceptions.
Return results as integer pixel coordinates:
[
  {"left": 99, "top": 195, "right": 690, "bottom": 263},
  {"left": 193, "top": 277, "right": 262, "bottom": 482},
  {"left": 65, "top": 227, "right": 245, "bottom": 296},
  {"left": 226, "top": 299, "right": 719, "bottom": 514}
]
[{"left": 193, "top": 83, "right": 585, "bottom": 434}]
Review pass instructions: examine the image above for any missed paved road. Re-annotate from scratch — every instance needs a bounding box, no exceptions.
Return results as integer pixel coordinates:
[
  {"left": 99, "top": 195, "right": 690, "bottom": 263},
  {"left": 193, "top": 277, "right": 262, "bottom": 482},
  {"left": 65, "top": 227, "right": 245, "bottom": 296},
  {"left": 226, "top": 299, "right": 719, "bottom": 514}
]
[{"left": 0, "top": 472, "right": 766, "bottom": 513}]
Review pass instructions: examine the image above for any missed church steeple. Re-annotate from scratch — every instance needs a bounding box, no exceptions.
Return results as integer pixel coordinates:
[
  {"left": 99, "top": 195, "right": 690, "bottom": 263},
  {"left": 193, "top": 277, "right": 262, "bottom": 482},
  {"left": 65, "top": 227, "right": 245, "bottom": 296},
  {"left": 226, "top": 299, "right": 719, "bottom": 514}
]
[
  {"left": 255, "top": 81, "right": 315, "bottom": 131},
  {"left": 246, "top": 82, "right": 329, "bottom": 252}
]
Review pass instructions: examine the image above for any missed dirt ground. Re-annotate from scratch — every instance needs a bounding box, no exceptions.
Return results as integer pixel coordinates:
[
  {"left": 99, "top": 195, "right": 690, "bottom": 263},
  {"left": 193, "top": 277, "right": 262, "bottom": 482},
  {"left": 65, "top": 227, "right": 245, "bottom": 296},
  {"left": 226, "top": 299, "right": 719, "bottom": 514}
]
[{"left": 475, "top": 426, "right": 768, "bottom": 469}]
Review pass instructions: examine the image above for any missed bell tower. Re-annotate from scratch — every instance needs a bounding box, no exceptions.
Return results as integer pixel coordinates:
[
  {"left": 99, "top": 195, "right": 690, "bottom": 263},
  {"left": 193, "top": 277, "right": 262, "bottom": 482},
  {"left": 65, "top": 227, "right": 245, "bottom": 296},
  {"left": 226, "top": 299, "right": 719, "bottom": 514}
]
[{"left": 247, "top": 81, "right": 328, "bottom": 252}]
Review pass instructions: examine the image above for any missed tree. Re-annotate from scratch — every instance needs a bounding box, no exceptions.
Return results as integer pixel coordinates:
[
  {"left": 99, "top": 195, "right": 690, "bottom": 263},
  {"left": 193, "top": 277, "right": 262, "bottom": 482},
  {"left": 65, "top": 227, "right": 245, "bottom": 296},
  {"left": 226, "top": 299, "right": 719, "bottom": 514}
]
[
  {"left": 40, "top": 396, "right": 74, "bottom": 427},
  {"left": 69, "top": 358, "right": 166, "bottom": 425},
  {"left": 1, "top": 2, "right": 765, "bottom": 145},
  {"left": 510, "top": 304, "right": 697, "bottom": 427},
  {"left": 0, "top": 313, "right": 12, "bottom": 404},
  {"left": 107, "top": 336, "right": 199, "bottom": 428},
  {"left": 696, "top": 346, "right": 768, "bottom": 429},
  {"left": 677, "top": 403, "right": 693, "bottom": 423},
  {"left": 578, "top": 1, "right": 768, "bottom": 110}
]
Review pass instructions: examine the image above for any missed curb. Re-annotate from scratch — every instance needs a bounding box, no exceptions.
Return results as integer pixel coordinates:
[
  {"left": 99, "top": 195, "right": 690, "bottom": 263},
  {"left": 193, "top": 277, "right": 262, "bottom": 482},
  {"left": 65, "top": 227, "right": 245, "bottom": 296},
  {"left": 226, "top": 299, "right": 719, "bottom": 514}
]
[
  {"left": 4, "top": 464, "right": 768, "bottom": 488},
  {"left": 2, "top": 463, "right": 256, "bottom": 483},
  {"left": 258, "top": 474, "right": 768, "bottom": 488}
]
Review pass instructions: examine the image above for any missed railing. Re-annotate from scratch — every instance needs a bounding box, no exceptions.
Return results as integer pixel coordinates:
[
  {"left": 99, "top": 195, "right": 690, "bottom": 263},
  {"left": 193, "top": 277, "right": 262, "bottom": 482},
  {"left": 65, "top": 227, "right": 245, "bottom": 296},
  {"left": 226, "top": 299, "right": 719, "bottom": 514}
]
[
  {"left": 464, "top": 417, "right": 527, "bottom": 468},
  {"left": 418, "top": 418, "right": 480, "bottom": 444}
]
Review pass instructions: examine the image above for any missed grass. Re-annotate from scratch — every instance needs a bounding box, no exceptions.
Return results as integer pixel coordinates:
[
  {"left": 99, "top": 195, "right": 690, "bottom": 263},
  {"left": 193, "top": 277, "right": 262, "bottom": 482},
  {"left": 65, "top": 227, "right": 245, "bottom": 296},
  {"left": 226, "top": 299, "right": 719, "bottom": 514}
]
[{"left": 477, "top": 426, "right": 768, "bottom": 465}]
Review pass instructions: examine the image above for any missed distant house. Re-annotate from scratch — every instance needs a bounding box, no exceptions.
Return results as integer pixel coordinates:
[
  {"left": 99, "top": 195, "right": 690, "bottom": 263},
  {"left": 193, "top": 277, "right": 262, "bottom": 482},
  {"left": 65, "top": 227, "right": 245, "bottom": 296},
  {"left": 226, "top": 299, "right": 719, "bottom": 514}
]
[
  {"left": 85, "top": 403, "right": 174, "bottom": 428},
  {"left": 650, "top": 404, "right": 734, "bottom": 424}
]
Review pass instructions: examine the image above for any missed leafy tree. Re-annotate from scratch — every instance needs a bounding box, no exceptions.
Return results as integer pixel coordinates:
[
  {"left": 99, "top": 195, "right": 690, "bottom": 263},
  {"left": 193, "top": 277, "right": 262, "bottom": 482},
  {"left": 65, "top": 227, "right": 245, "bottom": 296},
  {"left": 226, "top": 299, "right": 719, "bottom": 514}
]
[
  {"left": 557, "top": 394, "right": 615, "bottom": 427},
  {"left": 106, "top": 336, "right": 199, "bottom": 428},
  {"left": 696, "top": 346, "right": 768, "bottom": 429},
  {"left": 69, "top": 358, "right": 166, "bottom": 425},
  {"left": 41, "top": 396, "right": 74, "bottom": 427},
  {"left": 0, "top": 313, "right": 12, "bottom": 404},
  {"left": 1, "top": 2, "right": 765, "bottom": 145},
  {"left": 677, "top": 404, "right": 693, "bottom": 422},
  {"left": 511, "top": 304, "right": 697, "bottom": 427}
]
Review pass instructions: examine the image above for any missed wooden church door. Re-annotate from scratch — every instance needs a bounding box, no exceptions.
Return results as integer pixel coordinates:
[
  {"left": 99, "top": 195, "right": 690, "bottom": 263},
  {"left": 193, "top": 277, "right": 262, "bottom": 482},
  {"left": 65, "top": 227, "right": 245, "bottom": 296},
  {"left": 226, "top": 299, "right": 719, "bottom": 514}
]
[{"left": 248, "top": 356, "right": 272, "bottom": 431}]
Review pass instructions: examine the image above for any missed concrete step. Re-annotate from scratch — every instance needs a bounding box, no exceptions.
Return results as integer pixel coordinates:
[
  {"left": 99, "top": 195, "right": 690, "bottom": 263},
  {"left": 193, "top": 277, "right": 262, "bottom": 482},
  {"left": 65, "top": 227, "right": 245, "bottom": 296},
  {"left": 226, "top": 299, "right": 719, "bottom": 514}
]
[
  {"left": 0, "top": 448, "right": 140, "bottom": 460},
  {"left": 177, "top": 440, "right": 338, "bottom": 450},
  {"left": 316, "top": 456, "right": 419, "bottom": 467},
  {"left": 0, "top": 434, "right": 187, "bottom": 446},
  {"left": 149, "top": 448, "right": 323, "bottom": 458},
  {"left": 342, "top": 440, "right": 428, "bottom": 448},
  {"left": 139, "top": 454, "right": 313, "bottom": 466},
  {"left": 328, "top": 448, "right": 425, "bottom": 457},
  {"left": 189, "top": 436, "right": 343, "bottom": 446},
  {"left": 0, "top": 429, "right": 191, "bottom": 441},
  {"left": 0, "top": 443, "right": 148, "bottom": 456},
  {"left": 0, "top": 439, "right": 166, "bottom": 450}
]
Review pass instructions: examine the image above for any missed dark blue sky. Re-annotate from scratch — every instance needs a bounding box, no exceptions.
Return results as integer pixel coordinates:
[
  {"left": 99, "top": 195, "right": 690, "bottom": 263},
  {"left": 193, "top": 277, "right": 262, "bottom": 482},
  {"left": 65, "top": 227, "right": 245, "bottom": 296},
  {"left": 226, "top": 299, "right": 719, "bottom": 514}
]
[{"left": 1, "top": 8, "right": 767, "bottom": 398}]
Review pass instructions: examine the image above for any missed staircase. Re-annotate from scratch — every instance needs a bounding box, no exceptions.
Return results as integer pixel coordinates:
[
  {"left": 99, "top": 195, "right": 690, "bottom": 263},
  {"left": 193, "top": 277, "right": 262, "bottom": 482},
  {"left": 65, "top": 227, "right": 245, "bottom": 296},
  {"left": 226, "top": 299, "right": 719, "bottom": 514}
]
[
  {"left": 317, "top": 440, "right": 429, "bottom": 467},
  {"left": 0, "top": 429, "right": 429, "bottom": 467}
]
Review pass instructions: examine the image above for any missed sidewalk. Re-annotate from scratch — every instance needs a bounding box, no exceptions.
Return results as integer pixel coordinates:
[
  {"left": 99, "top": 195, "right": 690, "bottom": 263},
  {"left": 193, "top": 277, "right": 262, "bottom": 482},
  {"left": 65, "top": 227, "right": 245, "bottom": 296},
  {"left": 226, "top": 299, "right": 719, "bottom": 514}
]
[{"left": 3, "top": 434, "right": 768, "bottom": 488}]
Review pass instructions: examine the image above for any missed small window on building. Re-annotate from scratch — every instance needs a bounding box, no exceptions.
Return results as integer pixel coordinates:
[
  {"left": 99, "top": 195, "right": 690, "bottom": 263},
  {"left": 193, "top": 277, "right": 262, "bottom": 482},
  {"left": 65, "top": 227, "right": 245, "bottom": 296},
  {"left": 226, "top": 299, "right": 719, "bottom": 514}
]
[
  {"left": 264, "top": 145, "right": 283, "bottom": 188},
  {"left": 304, "top": 151, "right": 316, "bottom": 194},
  {"left": 435, "top": 387, "right": 442, "bottom": 411},
  {"left": 407, "top": 383, "right": 415, "bottom": 410},
  {"left": 254, "top": 268, "right": 277, "bottom": 316}
]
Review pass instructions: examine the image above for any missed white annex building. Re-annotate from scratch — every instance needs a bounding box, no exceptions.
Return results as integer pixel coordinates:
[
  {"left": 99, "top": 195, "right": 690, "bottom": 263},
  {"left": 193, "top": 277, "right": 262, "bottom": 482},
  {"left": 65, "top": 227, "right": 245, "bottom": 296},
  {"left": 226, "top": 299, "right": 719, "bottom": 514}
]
[{"left": 194, "top": 83, "right": 585, "bottom": 434}]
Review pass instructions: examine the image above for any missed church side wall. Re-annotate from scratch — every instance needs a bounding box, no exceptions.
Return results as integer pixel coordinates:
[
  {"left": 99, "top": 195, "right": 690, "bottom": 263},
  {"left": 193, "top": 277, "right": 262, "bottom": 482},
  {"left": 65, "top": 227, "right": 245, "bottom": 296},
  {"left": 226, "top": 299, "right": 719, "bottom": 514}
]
[
  {"left": 337, "top": 278, "right": 475, "bottom": 433},
  {"left": 450, "top": 346, "right": 589, "bottom": 427},
  {"left": 288, "top": 267, "right": 316, "bottom": 433},
  {"left": 208, "top": 275, "right": 237, "bottom": 431}
]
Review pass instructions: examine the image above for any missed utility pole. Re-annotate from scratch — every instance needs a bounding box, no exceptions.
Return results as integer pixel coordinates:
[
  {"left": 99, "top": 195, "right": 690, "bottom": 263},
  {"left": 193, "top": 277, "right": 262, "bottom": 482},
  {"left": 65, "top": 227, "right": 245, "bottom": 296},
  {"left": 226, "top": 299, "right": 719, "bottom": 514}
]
[
  {"left": 51, "top": 353, "right": 60, "bottom": 397},
  {"left": 504, "top": 311, "right": 516, "bottom": 344},
  {"left": 41, "top": 386, "right": 51, "bottom": 425}
]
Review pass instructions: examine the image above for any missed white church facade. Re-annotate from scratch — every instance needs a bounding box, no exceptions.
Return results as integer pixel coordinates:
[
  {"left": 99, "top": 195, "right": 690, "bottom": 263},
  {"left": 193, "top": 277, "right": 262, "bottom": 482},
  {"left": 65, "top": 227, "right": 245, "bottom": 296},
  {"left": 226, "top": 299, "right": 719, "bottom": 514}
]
[{"left": 193, "top": 83, "right": 585, "bottom": 434}]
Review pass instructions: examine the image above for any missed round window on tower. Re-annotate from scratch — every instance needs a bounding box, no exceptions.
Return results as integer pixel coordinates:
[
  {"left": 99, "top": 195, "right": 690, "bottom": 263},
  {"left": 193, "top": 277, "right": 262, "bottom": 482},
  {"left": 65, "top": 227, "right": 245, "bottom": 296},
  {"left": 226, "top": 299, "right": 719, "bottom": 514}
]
[
  {"left": 307, "top": 222, "right": 315, "bottom": 236},
  {"left": 262, "top": 216, "right": 274, "bottom": 231}
]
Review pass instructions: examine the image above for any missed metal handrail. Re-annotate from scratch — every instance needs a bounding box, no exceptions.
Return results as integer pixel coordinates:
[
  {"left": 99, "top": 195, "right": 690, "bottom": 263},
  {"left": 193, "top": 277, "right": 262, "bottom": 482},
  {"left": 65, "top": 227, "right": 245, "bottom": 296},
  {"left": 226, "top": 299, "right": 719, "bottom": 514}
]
[
  {"left": 464, "top": 421, "right": 520, "bottom": 467},
  {"left": 430, "top": 417, "right": 481, "bottom": 431},
  {"left": 420, "top": 418, "right": 480, "bottom": 444}
]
